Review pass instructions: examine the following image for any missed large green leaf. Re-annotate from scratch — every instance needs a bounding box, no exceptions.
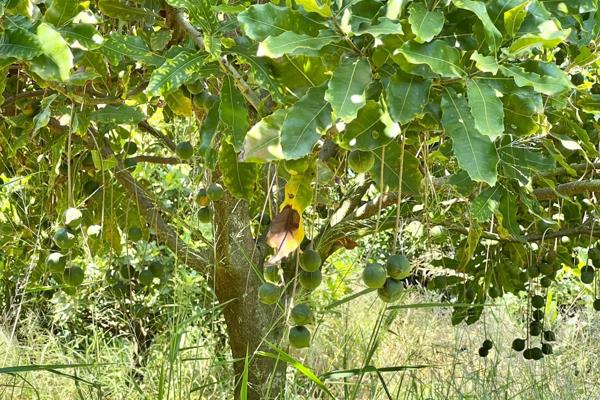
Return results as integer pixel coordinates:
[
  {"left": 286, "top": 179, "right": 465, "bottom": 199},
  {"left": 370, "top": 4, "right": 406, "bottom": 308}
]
[
  {"left": 441, "top": 89, "right": 498, "bottom": 186},
  {"left": 407, "top": 2, "right": 444, "bottom": 43},
  {"left": 354, "top": 17, "right": 404, "bottom": 38},
  {"left": 499, "top": 144, "right": 555, "bottom": 184},
  {"left": 37, "top": 23, "right": 73, "bottom": 81},
  {"left": 242, "top": 109, "right": 287, "bottom": 163},
  {"left": 220, "top": 75, "right": 249, "bottom": 152},
  {"left": 509, "top": 27, "right": 571, "bottom": 55},
  {"left": 147, "top": 51, "right": 207, "bottom": 96},
  {"left": 500, "top": 63, "right": 571, "bottom": 96},
  {"left": 238, "top": 4, "right": 325, "bottom": 42},
  {"left": 281, "top": 85, "right": 331, "bottom": 159},
  {"left": 370, "top": 141, "right": 422, "bottom": 195},
  {"left": 98, "top": 0, "right": 151, "bottom": 21},
  {"left": 43, "top": 0, "right": 83, "bottom": 27},
  {"left": 100, "top": 33, "right": 164, "bottom": 66},
  {"left": 398, "top": 40, "right": 464, "bottom": 78},
  {"left": 166, "top": 0, "right": 218, "bottom": 32},
  {"left": 219, "top": 142, "right": 259, "bottom": 199},
  {"left": 59, "top": 24, "right": 104, "bottom": 50},
  {"left": 504, "top": 0, "right": 530, "bottom": 37},
  {"left": 325, "top": 58, "right": 371, "bottom": 122},
  {"left": 0, "top": 27, "right": 41, "bottom": 60},
  {"left": 257, "top": 31, "right": 338, "bottom": 58},
  {"left": 470, "top": 186, "right": 502, "bottom": 223},
  {"left": 198, "top": 101, "right": 220, "bottom": 169},
  {"left": 466, "top": 79, "right": 504, "bottom": 141},
  {"left": 296, "top": 0, "right": 331, "bottom": 17},
  {"left": 386, "top": 71, "right": 431, "bottom": 125},
  {"left": 452, "top": 0, "right": 502, "bottom": 52},
  {"left": 469, "top": 51, "right": 498, "bottom": 74},
  {"left": 496, "top": 188, "right": 521, "bottom": 240},
  {"left": 338, "top": 101, "right": 399, "bottom": 151},
  {"left": 89, "top": 105, "right": 145, "bottom": 125}
]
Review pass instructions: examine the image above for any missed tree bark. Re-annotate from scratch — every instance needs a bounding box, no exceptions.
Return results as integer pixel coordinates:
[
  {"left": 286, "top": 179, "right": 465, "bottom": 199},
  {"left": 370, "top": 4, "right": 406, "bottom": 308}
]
[{"left": 213, "top": 196, "right": 288, "bottom": 399}]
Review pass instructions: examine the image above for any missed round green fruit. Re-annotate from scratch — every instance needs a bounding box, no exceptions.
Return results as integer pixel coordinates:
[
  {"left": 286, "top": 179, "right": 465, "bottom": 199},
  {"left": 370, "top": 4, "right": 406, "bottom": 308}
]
[
  {"left": 300, "top": 249, "right": 321, "bottom": 272},
  {"left": 175, "top": 141, "right": 193, "bottom": 160},
  {"left": 377, "top": 278, "right": 403, "bottom": 303},
  {"left": 195, "top": 188, "right": 210, "bottom": 207},
  {"left": 63, "top": 266, "right": 84, "bottom": 286},
  {"left": 532, "top": 309, "right": 544, "bottom": 321},
  {"left": 119, "top": 263, "right": 135, "bottom": 280},
  {"left": 284, "top": 158, "right": 310, "bottom": 175},
  {"left": 540, "top": 276, "right": 552, "bottom": 288},
  {"left": 541, "top": 343, "right": 553, "bottom": 355},
  {"left": 128, "top": 226, "right": 143, "bottom": 241},
  {"left": 263, "top": 265, "right": 279, "bottom": 283},
  {"left": 348, "top": 150, "right": 374, "bottom": 174},
  {"left": 291, "top": 303, "right": 314, "bottom": 325},
  {"left": 105, "top": 269, "right": 120, "bottom": 284},
  {"left": 580, "top": 265, "right": 595, "bottom": 284},
  {"left": 123, "top": 141, "right": 137, "bottom": 155},
  {"left": 523, "top": 348, "right": 533, "bottom": 360},
  {"left": 527, "top": 265, "right": 540, "bottom": 278},
  {"left": 511, "top": 338, "right": 526, "bottom": 352},
  {"left": 529, "top": 321, "right": 542, "bottom": 336},
  {"left": 589, "top": 247, "right": 600, "bottom": 268},
  {"left": 593, "top": 299, "right": 600, "bottom": 311},
  {"left": 544, "top": 330, "right": 556, "bottom": 342},
  {"left": 478, "top": 347, "right": 489, "bottom": 357},
  {"left": 482, "top": 339, "right": 493, "bottom": 350},
  {"left": 64, "top": 208, "right": 83, "bottom": 229},
  {"left": 531, "top": 347, "right": 544, "bottom": 360},
  {"left": 186, "top": 80, "right": 204, "bottom": 95},
  {"left": 299, "top": 270, "right": 322, "bottom": 291},
  {"left": 362, "top": 263, "right": 386, "bottom": 289},
  {"left": 531, "top": 295, "right": 545, "bottom": 309},
  {"left": 385, "top": 254, "right": 411, "bottom": 279},
  {"left": 149, "top": 261, "right": 164, "bottom": 277},
  {"left": 488, "top": 286, "right": 500, "bottom": 299},
  {"left": 207, "top": 183, "right": 224, "bottom": 201},
  {"left": 54, "top": 227, "right": 77, "bottom": 250},
  {"left": 198, "top": 206, "right": 213, "bottom": 223},
  {"left": 45, "top": 252, "right": 66, "bottom": 273},
  {"left": 138, "top": 269, "right": 154, "bottom": 286},
  {"left": 258, "top": 282, "right": 281, "bottom": 305},
  {"left": 289, "top": 326, "right": 310, "bottom": 348}
]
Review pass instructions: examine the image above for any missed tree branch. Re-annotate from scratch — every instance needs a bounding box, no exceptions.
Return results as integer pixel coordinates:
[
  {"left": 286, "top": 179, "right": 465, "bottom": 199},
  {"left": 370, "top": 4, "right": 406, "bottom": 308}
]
[
  {"left": 534, "top": 179, "right": 600, "bottom": 201},
  {"left": 138, "top": 121, "right": 177, "bottom": 152}
]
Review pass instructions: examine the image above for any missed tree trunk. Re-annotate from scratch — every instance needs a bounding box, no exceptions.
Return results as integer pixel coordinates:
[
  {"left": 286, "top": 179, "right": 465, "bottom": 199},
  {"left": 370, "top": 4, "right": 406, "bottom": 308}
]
[{"left": 213, "top": 196, "right": 287, "bottom": 399}]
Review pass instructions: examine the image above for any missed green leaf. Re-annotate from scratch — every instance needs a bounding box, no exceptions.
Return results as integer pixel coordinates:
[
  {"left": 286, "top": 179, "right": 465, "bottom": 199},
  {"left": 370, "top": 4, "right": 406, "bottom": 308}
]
[
  {"left": 500, "top": 63, "right": 571, "bottom": 96},
  {"left": 165, "top": 90, "right": 192, "bottom": 117},
  {"left": 504, "top": 0, "right": 530, "bottom": 37},
  {"left": 469, "top": 51, "right": 498, "bottom": 74},
  {"left": 281, "top": 85, "right": 331, "bottom": 159},
  {"left": 338, "top": 101, "right": 399, "bottom": 151},
  {"left": 257, "top": 31, "right": 337, "bottom": 58},
  {"left": 89, "top": 105, "right": 145, "bottom": 125},
  {"left": 452, "top": 0, "right": 502, "bottom": 52},
  {"left": 219, "top": 142, "right": 259, "bottom": 199},
  {"left": 386, "top": 71, "right": 431, "bottom": 125},
  {"left": 496, "top": 188, "right": 521, "bottom": 240},
  {"left": 509, "top": 27, "right": 571, "bottom": 55},
  {"left": 32, "top": 94, "right": 58, "bottom": 134},
  {"left": 220, "top": 75, "right": 249, "bottom": 151},
  {"left": 398, "top": 40, "right": 464, "bottom": 78},
  {"left": 165, "top": 0, "right": 218, "bottom": 33},
  {"left": 147, "top": 51, "right": 207, "bottom": 96},
  {"left": 502, "top": 85, "right": 542, "bottom": 135},
  {"left": 242, "top": 109, "right": 287, "bottom": 163},
  {"left": 355, "top": 17, "right": 404, "bottom": 38},
  {"left": 466, "top": 79, "right": 504, "bottom": 141},
  {"left": 29, "top": 55, "right": 62, "bottom": 81},
  {"left": 198, "top": 101, "right": 220, "bottom": 167},
  {"left": 43, "top": 0, "right": 83, "bottom": 27},
  {"left": 100, "top": 32, "right": 164, "bottom": 66},
  {"left": 470, "top": 186, "right": 502, "bottom": 223},
  {"left": 238, "top": 4, "right": 325, "bottom": 42},
  {"left": 296, "top": 0, "right": 331, "bottom": 17},
  {"left": 370, "top": 141, "right": 423, "bottom": 195},
  {"left": 325, "top": 58, "right": 371, "bottom": 122},
  {"left": 59, "top": 24, "right": 104, "bottom": 50},
  {"left": 499, "top": 144, "right": 555, "bottom": 184},
  {"left": 0, "top": 27, "right": 42, "bottom": 60},
  {"left": 0, "top": 66, "right": 7, "bottom": 105},
  {"left": 37, "top": 23, "right": 73, "bottom": 81},
  {"left": 98, "top": 0, "right": 151, "bottom": 21},
  {"left": 407, "top": 2, "right": 444, "bottom": 43},
  {"left": 441, "top": 89, "right": 498, "bottom": 186}
]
